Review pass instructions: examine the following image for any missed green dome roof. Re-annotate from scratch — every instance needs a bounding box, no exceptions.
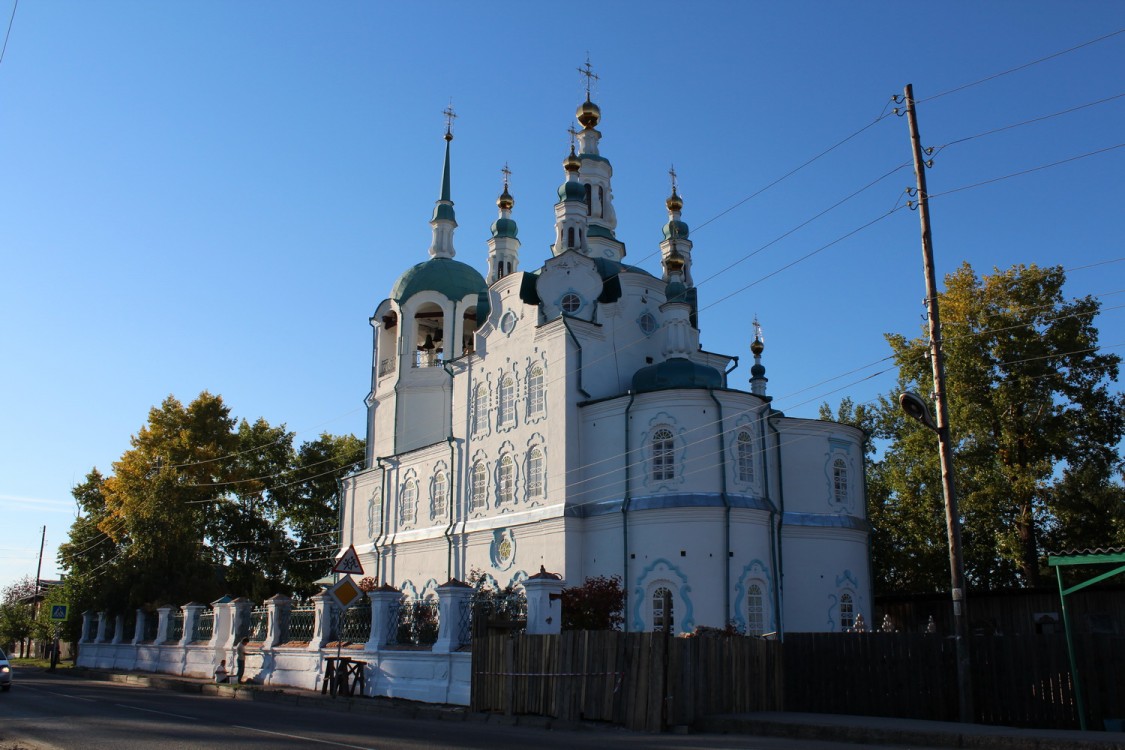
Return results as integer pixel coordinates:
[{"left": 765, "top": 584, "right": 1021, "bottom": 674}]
[
  {"left": 491, "top": 217, "right": 518, "bottom": 239},
  {"left": 662, "top": 219, "right": 689, "bottom": 240},
  {"left": 632, "top": 357, "right": 723, "bottom": 394},
  {"left": 391, "top": 257, "right": 487, "bottom": 304},
  {"left": 751, "top": 363, "right": 767, "bottom": 377},
  {"left": 558, "top": 181, "right": 586, "bottom": 202}
]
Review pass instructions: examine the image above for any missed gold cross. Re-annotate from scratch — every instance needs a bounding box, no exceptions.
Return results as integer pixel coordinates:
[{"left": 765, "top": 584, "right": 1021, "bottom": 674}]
[
  {"left": 578, "top": 55, "right": 599, "bottom": 99},
  {"left": 669, "top": 165, "right": 678, "bottom": 193},
  {"left": 442, "top": 102, "right": 457, "bottom": 136},
  {"left": 501, "top": 163, "right": 511, "bottom": 189},
  {"left": 567, "top": 124, "right": 579, "bottom": 149}
]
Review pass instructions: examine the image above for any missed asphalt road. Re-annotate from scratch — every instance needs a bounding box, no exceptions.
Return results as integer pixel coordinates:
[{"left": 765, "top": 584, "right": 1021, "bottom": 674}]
[{"left": 0, "top": 671, "right": 918, "bottom": 750}]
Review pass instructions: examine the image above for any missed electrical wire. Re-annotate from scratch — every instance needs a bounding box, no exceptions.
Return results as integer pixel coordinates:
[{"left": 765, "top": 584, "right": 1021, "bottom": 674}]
[
  {"left": 0, "top": 0, "right": 17, "bottom": 66},
  {"left": 918, "top": 28, "right": 1125, "bottom": 104},
  {"left": 927, "top": 144, "right": 1124, "bottom": 201}
]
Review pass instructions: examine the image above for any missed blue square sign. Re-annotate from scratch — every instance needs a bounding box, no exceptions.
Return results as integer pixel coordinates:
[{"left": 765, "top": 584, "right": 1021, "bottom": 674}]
[{"left": 50, "top": 604, "right": 69, "bottom": 621}]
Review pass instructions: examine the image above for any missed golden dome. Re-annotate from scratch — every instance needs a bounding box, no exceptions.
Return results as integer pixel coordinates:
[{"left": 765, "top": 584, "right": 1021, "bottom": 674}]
[
  {"left": 497, "top": 187, "right": 514, "bottom": 210},
  {"left": 563, "top": 146, "right": 581, "bottom": 172},
  {"left": 576, "top": 98, "right": 601, "bottom": 129},
  {"left": 751, "top": 337, "right": 764, "bottom": 355},
  {"left": 666, "top": 189, "right": 683, "bottom": 212}
]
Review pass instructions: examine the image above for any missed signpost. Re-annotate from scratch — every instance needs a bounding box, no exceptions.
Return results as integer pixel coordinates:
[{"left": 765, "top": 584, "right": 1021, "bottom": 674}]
[{"left": 49, "top": 603, "right": 69, "bottom": 671}]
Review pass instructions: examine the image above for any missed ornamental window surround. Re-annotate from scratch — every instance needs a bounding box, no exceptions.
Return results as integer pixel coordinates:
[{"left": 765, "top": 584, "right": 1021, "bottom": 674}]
[
  {"left": 527, "top": 448, "right": 544, "bottom": 499},
  {"left": 736, "top": 430, "right": 754, "bottom": 483},
  {"left": 498, "top": 376, "right": 515, "bottom": 427},
  {"left": 840, "top": 592, "right": 854, "bottom": 630},
  {"left": 471, "top": 462, "right": 487, "bottom": 511},
  {"left": 561, "top": 293, "right": 581, "bottom": 314},
  {"left": 832, "top": 458, "right": 848, "bottom": 504},
  {"left": 652, "top": 428, "right": 675, "bottom": 481},
  {"left": 498, "top": 455, "right": 515, "bottom": 504},
  {"left": 527, "top": 365, "right": 545, "bottom": 417}
]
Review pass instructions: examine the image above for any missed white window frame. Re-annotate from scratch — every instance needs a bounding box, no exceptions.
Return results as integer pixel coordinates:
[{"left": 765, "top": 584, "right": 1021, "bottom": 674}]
[
  {"left": 471, "top": 462, "right": 487, "bottom": 511},
  {"left": 432, "top": 471, "right": 447, "bottom": 518},
  {"left": 840, "top": 592, "right": 855, "bottom": 630},
  {"left": 652, "top": 428, "right": 675, "bottom": 481},
  {"left": 498, "top": 376, "right": 515, "bottom": 427},
  {"left": 400, "top": 480, "right": 417, "bottom": 524},
  {"left": 746, "top": 583, "right": 765, "bottom": 636},
  {"left": 498, "top": 455, "right": 515, "bottom": 504},
  {"left": 473, "top": 384, "right": 488, "bottom": 435},
  {"left": 527, "top": 447, "right": 545, "bottom": 499},
  {"left": 652, "top": 586, "right": 674, "bottom": 632},
  {"left": 527, "top": 365, "right": 545, "bottom": 418},
  {"left": 736, "top": 430, "right": 754, "bottom": 483},
  {"left": 833, "top": 457, "right": 848, "bottom": 504}
]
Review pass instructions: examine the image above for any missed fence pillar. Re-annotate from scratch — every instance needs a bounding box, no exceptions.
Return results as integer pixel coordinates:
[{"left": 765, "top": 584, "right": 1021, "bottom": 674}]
[
  {"left": 156, "top": 605, "right": 174, "bottom": 644},
  {"left": 180, "top": 602, "right": 204, "bottom": 646},
  {"left": 364, "top": 585, "right": 402, "bottom": 652},
  {"left": 132, "top": 609, "right": 146, "bottom": 645},
  {"left": 111, "top": 614, "right": 125, "bottom": 644},
  {"left": 230, "top": 597, "right": 253, "bottom": 644},
  {"left": 433, "top": 579, "right": 473, "bottom": 654},
  {"left": 95, "top": 611, "right": 108, "bottom": 643},
  {"left": 262, "top": 594, "right": 291, "bottom": 649},
  {"left": 210, "top": 596, "right": 234, "bottom": 650},
  {"left": 524, "top": 567, "right": 565, "bottom": 635},
  {"left": 80, "top": 611, "right": 96, "bottom": 643},
  {"left": 308, "top": 592, "right": 332, "bottom": 652}
]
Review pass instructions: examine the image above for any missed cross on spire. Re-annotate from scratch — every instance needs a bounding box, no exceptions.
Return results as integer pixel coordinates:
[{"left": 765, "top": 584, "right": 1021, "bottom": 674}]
[
  {"left": 578, "top": 55, "right": 599, "bottom": 100},
  {"left": 669, "top": 164, "right": 678, "bottom": 193},
  {"left": 442, "top": 102, "right": 457, "bottom": 139},
  {"left": 567, "top": 124, "right": 579, "bottom": 149},
  {"left": 501, "top": 162, "right": 511, "bottom": 190}
]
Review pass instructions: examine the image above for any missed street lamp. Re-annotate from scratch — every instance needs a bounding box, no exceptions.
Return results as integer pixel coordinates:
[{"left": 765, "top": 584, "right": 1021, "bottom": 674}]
[{"left": 899, "top": 390, "right": 972, "bottom": 722}]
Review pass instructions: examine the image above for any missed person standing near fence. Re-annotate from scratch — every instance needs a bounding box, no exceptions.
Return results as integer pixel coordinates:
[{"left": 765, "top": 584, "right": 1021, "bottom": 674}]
[{"left": 235, "top": 637, "right": 249, "bottom": 684}]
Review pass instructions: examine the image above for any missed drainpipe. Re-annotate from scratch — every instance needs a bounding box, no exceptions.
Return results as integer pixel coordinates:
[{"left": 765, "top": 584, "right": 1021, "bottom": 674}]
[
  {"left": 444, "top": 436, "right": 457, "bottom": 581},
  {"left": 334, "top": 476, "right": 345, "bottom": 584},
  {"left": 621, "top": 391, "right": 635, "bottom": 633},
  {"left": 561, "top": 317, "right": 591, "bottom": 399},
  {"left": 372, "top": 457, "right": 391, "bottom": 583},
  {"left": 708, "top": 389, "right": 731, "bottom": 624},
  {"left": 766, "top": 413, "right": 785, "bottom": 640},
  {"left": 860, "top": 429, "right": 874, "bottom": 616},
  {"left": 723, "top": 357, "right": 739, "bottom": 387}
]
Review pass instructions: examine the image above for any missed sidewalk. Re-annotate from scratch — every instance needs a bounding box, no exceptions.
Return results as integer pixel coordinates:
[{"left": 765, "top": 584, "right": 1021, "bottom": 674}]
[{"left": 54, "top": 667, "right": 1125, "bottom": 749}]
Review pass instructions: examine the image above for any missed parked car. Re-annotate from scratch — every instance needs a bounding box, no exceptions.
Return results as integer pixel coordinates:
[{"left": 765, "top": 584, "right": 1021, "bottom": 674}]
[{"left": 0, "top": 647, "right": 11, "bottom": 691}]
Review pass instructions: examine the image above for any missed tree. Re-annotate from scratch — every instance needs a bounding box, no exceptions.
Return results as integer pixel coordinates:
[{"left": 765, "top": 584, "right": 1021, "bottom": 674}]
[
  {"left": 559, "top": 575, "right": 625, "bottom": 630},
  {"left": 834, "top": 263, "right": 1124, "bottom": 592}
]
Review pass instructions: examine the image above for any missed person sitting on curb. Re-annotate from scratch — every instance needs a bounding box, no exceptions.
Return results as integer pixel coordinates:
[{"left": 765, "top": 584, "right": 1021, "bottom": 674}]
[{"left": 213, "top": 659, "right": 229, "bottom": 684}]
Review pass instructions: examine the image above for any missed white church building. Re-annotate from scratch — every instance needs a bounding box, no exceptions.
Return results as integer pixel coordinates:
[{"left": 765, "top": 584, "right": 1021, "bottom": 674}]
[{"left": 338, "top": 89, "right": 870, "bottom": 636}]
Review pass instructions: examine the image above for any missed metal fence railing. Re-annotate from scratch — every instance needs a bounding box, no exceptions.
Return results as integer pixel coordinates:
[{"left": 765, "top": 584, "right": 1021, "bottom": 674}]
[
  {"left": 142, "top": 612, "right": 158, "bottom": 642},
  {"left": 247, "top": 606, "right": 268, "bottom": 642},
  {"left": 192, "top": 610, "right": 214, "bottom": 642},
  {"left": 282, "top": 605, "right": 315, "bottom": 644},
  {"left": 339, "top": 602, "right": 372, "bottom": 642},
  {"left": 167, "top": 611, "right": 183, "bottom": 643},
  {"left": 103, "top": 616, "right": 116, "bottom": 643},
  {"left": 387, "top": 599, "right": 440, "bottom": 647},
  {"left": 122, "top": 613, "right": 136, "bottom": 643}
]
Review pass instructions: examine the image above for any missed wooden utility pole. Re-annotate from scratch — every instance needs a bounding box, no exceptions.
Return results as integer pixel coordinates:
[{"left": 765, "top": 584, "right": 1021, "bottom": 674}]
[
  {"left": 902, "top": 83, "right": 973, "bottom": 724},
  {"left": 33, "top": 525, "right": 45, "bottom": 617}
]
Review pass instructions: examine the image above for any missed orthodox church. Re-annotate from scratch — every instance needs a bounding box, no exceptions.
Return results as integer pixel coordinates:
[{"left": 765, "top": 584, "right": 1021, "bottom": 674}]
[{"left": 338, "top": 83, "right": 870, "bottom": 635}]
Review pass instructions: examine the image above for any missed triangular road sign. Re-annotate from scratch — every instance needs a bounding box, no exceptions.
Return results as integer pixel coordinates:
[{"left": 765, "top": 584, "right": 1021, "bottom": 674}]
[{"left": 332, "top": 544, "right": 364, "bottom": 575}]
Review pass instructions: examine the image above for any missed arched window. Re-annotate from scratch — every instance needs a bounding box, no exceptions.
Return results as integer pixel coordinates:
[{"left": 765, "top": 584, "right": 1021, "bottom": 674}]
[
  {"left": 598, "top": 185, "right": 604, "bottom": 217},
  {"left": 652, "top": 587, "right": 674, "bottom": 632},
  {"left": 747, "top": 583, "right": 765, "bottom": 636},
  {"left": 527, "top": 365, "right": 545, "bottom": 417},
  {"left": 737, "top": 430, "right": 754, "bottom": 483},
  {"left": 584, "top": 183, "right": 592, "bottom": 216},
  {"left": 652, "top": 428, "right": 675, "bottom": 481},
  {"left": 833, "top": 458, "right": 848, "bottom": 503},
  {"left": 471, "top": 463, "right": 487, "bottom": 511},
  {"left": 473, "top": 384, "right": 488, "bottom": 434},
  {"left": 432, "top": 472, "right": 447, "bottom": 518},
  {"left": 498, "top": 455, "right": 515, "bottom": 504},
  {"left": 498, "top": 376, "right": 515, "bottom": 427},
  {"left": 527, "top": 448, "right": 544, "bottom": 499},
  {"left": 400, "top": 480, "right": 417, "bottom": 524},
  {"left": 567, "top": 227, "right": 575, "bottom": 248},
  {"left": 840, "top": 592, "right": 854, "bottom": 630}
]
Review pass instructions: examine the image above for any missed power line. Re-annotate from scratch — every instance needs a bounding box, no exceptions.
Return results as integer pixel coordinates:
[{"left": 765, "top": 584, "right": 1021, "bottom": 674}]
[
  {"left": 918, "top": 28, "right": 1125, "bottom": 104},
  {"left": 0, "top": 0, "right": 18, "bottom": 66},
  {"left": 927, "top": 144, "right": 1124, "bottom": 201}
]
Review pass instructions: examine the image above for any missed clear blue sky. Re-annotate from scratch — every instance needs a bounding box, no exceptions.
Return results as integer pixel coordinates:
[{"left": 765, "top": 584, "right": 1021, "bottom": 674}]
[{"left": 1, "top": 2, "right": 1122, "bottom": 590}]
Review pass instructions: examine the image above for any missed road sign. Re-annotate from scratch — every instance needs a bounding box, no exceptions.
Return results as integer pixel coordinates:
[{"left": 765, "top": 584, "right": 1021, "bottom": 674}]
[
  {"left": 332, "top": 544, "right": 363, "bottom": 575},
  {"left": 327, "top": 575, "right": 362, "bottom": 611},
  {"left": 50, "top": 604, "right": 69, "bottom": 621}
]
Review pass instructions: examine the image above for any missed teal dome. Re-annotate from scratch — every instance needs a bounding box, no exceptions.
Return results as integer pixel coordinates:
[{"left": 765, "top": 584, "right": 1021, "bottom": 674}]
[
  {"left": 662, "top": 219, "right": 689, "bottom": 240},
  {"left": 665, "top": 279, "right": 688, "bottom": 303},
  {"left": 751, "top": 363, "right": 766, "bottom": 377},
  {"left": 632, "top": 357, "right": 723, "bottom": 394},
  {"left": 558, "top": 181, "right": 586, "bottom": 202},
  {"left": 391, "top": 257, "right": 487, "bottom": 304},
  {"left": 491, "top": 217, "right": 518, "bottom": 239},
  {"left": 432, "top": 202, "right": 456, "bottom": 223}
]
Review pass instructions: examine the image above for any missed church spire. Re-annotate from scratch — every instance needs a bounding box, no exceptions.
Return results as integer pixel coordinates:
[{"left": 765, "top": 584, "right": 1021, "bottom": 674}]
[
  {"left": 750, "top": 317, "right": 768, "bottom": 397},
  {"left": 487, "top": 164, "right": 520, "bottom": 284},
  {"left": 660, "top": 165, "right": 694, "bottom": 286},
  {"left": 428, "top": 105, "right": 458, "bottom": 259}
]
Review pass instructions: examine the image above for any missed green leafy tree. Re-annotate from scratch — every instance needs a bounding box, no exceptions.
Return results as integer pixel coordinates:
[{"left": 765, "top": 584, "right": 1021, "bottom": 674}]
[
  {"left": 840, "top": 263, "right": 1124, "bottom": 592},
  {"left": 559, "top": 575, "right": 625, "bottom": 630}
]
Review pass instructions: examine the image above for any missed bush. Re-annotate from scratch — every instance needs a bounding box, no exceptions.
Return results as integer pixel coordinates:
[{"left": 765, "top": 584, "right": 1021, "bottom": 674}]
[{"left": 560, "top": 576, "right": 624, "bottom": 631}]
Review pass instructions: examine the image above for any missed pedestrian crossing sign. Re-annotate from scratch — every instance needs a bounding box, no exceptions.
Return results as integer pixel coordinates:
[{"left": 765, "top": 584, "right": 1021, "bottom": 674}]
[
  {"left": 51, "top": 604, "right": 69, "bottom": 621},
  {"left": 332, "top": 544, "right": 363, "bottom": 575}
]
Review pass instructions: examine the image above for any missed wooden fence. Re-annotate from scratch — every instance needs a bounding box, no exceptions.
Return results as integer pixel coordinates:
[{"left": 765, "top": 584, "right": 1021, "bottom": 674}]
[
  {"left": 472, "top": 631, "right": 1125, "bottom": 731},
  {"left": 471, "top": 630, "right": 781, "bottom": 731}
]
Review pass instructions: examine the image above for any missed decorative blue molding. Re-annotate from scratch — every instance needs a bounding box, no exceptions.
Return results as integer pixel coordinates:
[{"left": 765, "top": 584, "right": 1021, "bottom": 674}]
[
  {"left": 783, "top": 512, "right": 869, "bottom": 531},
  {"left": 732, "top": 559, "right": 772, "bottom": 634},
  {"left": 490, "top": 528, "right": 516, "bottom": 571},
  {"left": 566, "top": 493, "right": 776, "bottom": 518},
  {"left": 631, "top": 558, "right": 694, "bottom": 633}
]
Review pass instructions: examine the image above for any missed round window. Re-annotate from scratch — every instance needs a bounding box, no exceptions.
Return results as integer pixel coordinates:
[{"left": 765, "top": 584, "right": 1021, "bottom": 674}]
[
  {"left": 561, "top": 293, "right": 581, "bottom": 314},
  {"left": 639, "top": 312, "right": 657, "bottom": 335}
]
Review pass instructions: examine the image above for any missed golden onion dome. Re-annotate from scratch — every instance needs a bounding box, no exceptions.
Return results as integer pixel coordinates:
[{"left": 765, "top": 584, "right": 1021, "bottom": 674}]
[
  {"left": 751, "top": 337, "right": 765, "bottom": 356},
  {"left": 497, "top": 187, "right": 514, "bottom": 210},
  {"left": 576, "top": 98, "right": 601, "bottom": 129},
  {"left": 563, "top": 146, "right": 581, "bottom": 172},
  {"left": 666, "top": 189, "right": 683, "bottom": 212}
]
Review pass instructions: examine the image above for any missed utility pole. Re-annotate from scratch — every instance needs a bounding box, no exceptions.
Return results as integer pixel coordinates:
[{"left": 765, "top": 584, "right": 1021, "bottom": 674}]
[
  {"left": 902, "top": 83, "right": 973, "bottom": 723},
  {"left": 33, "top": 525, "right": 45, "bottom": 617}
]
